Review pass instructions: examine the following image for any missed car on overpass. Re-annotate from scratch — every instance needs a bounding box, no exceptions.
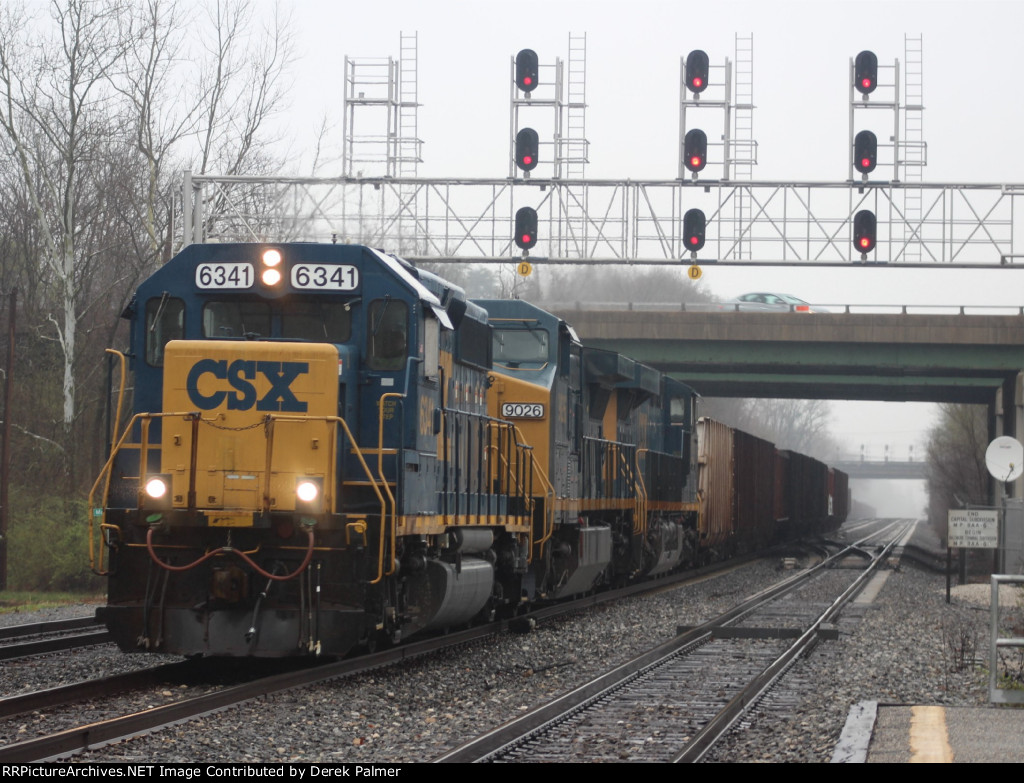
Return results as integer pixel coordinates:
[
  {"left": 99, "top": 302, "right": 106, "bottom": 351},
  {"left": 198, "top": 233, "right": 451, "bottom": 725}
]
[{"left": 723, "top": 292, "right": 829, "bottom": 313}]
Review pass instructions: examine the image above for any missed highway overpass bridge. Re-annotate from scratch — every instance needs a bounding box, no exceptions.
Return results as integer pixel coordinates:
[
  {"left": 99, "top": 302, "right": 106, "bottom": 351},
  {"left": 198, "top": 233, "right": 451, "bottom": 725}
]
[
  {"left": 549, "top": 306, "right": 1024, "bottom": 489},
  {"left": 550, "top": 308, "right": 1024, "bottom": 405}
]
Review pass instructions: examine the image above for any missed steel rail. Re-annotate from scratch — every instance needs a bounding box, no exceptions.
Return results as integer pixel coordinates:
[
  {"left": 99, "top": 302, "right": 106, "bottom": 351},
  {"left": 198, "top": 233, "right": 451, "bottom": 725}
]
[
  {"left": 433, "top": 538, "right": 871, "bottom": 763},
  {"left": 0, "top": 661, "right": 209, "bottom": 721},
  {"left": 0, "top": 616, "right": 98, "bottom": 641},
  {"left": 673, "top": 522, "right": 910, "bottom": 762},
  {"left": 0, "top": 554, "right": 750, "bottom": 763},
  {"left": 0, "top": 628, "right": 112, "bottom": 662}
]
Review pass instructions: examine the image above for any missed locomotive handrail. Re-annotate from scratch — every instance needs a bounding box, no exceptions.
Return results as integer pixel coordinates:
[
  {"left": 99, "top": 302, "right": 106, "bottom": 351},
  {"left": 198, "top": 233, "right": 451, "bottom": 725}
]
[
  {"left": 485, "top": 421, "right": 534, "bottom": 523},
  {"left": 105, "top": 349, "right": 128, "bottom": 449},
  {"left": 508, "top": 423, "right": 556, "bottom": 559},
  {"left": 92, "top": 350, "right": 129, "bottom": 575},
  {"left": 634, "top": 448, "right": 650, "bottom": 536},
  {"left": 267, "top": 413, "right": 390, "bottom": 585},
  {"left": 484, "top": 419, "right": 539, "bottom": 562},
  {"left": 377, "top": 393, "right": 402, "bottom": 579},
  {"left": 87, "top": 410, "right": 196, "bottom": 575}
]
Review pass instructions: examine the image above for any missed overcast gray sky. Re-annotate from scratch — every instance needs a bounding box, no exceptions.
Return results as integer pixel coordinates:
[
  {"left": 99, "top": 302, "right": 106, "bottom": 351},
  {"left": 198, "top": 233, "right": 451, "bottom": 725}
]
[
  {"left": 279, "top": 0, "right": 1024, "bottom": 304},
  {"left": 266, "top": 0, "right": 1023, "bottom": 509}
]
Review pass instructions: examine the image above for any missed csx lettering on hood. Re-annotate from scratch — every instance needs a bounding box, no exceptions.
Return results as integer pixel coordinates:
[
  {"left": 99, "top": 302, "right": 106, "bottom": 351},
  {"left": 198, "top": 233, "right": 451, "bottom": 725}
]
[{"left": 186, "top": 359, "right": 309, "bottom": 412}]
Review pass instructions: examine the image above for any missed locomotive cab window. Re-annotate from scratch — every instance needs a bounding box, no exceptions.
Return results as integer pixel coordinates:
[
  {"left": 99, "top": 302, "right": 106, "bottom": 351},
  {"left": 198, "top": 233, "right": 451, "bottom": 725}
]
[
  {"left": 203, "top": 300, "right": 271, "bottom": 339},
  {"left": 280, "top": 299, "right": 352, "bottom": 343},
  {"left": 145, "top": 295, "right": 184, "bottom": 367},
  {"left": 368, "top": 298, "right": 408, "bottom": 370},
  {"left": 493, "top": 326, "right": 548, "bottom": 366},
  {"left": 422, "top": 314, "right": 439, "bottom": 378}
]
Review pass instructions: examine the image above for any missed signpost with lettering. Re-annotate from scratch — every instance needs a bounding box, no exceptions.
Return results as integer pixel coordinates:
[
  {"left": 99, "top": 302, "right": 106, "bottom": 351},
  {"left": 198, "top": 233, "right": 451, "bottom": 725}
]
[
  {"left": 946, "top": 508, "right": 1001, "bottom": 603},
  {"left": 948, "top": 509, "right": 999, "bottom": 549}
]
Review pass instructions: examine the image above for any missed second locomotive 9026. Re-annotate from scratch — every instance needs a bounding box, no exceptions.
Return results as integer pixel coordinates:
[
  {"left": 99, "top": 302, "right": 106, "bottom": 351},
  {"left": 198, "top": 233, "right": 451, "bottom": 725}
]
[{"left": 90, "top": 242, "right": 847, "bottom": 658}]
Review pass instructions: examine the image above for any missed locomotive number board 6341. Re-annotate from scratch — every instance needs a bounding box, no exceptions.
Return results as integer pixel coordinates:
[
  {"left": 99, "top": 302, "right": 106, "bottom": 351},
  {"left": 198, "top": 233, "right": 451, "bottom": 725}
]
[
  {"left": 501, "top": 402, "right": 545, "bottom": 419},
  {"left": 196, "top": 263, "right": 254, "bottom": 289},
  {"left": 291, "top": 264, "right": 359, "bottom": 291}
]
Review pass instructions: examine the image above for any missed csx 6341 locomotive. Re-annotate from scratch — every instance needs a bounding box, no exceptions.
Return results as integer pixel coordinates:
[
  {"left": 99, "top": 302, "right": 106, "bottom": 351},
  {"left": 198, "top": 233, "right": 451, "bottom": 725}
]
[{"left": 91, "top": 242, "right": 844, "bottom": 658}]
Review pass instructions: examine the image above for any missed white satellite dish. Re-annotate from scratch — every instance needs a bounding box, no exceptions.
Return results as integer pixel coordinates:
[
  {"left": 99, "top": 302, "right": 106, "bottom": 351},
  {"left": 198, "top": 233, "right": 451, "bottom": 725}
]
[{"left": 985, "top": 436, "right": 1024, "bottom": 483}]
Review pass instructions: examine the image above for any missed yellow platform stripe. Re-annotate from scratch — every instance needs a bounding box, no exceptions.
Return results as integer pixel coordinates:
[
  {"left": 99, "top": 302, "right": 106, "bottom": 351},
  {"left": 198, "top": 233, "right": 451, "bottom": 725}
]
[{"left": 909, "top": 705, "right": 953, "bottom": 763}]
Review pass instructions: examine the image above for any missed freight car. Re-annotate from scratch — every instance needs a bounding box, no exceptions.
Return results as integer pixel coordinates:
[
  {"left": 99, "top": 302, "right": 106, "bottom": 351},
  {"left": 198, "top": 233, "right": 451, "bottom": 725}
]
[{"left": 89, "top": 242, "right": 847, "bottom": 658}]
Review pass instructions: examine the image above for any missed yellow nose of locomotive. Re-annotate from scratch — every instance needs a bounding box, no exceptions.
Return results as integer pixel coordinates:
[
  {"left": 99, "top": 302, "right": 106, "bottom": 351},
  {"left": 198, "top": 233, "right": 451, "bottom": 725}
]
[{"left": 158, "top": 340, "right": 340, "bottom": 522}]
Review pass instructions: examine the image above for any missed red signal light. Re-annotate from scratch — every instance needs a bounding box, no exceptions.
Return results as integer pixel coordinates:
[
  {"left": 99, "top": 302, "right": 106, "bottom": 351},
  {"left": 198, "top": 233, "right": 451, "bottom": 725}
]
[
  {"left": 853, "top": 130, "right": 877, "bottom": 176},
  {"left": 854, "top": 51, "right": 878, "bottom": 96},
  {"left": 683, "top": 208, "right": 706, "bottom": 252},
  {"left": 515, "top": 128, "right": 539, "bottom": 173},
  {"left": 853, "top": 209, "right": 877, "bottom": 254},
  {"left": 515, "top": 49, "right": 539, "bottom": 94},
  {"left": 515, "top": 206, "right": 538, "bottom": 250},
  {"left": 683, "top": 129, "right": 708, "bottom": 174},
  {"left": 685, "top": 50, "right": 710, "bottom": 95}
]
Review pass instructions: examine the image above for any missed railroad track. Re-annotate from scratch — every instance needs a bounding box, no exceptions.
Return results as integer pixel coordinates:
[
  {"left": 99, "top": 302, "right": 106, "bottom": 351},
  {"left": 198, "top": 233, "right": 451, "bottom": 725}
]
[
  {"left": 0, "top": 617, "right": 110, "bottom": 661},
  {"left": 435, "top": 521, "right": 910, "bottom": 763},
  {"left": 0, "top": 555, "right": 755, "bottom": 763},
  {"left": 0, "top": 536, "right": 879, "bottom": 764}
]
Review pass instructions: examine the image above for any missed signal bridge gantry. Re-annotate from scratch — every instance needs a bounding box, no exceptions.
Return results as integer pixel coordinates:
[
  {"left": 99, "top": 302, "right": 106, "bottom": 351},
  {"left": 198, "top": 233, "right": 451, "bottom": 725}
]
[
  {"left": 180, "top": 37, "right": 1024, "bottom": 269},
  {"left": 182, "top": 172, "right": 1024, "bottom": 268}
]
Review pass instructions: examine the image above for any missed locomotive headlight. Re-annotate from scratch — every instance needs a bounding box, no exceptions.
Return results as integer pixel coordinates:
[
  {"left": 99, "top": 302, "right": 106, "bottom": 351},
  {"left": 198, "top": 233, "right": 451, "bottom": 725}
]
[
  {"left": 145, "top": 477, "right": 168, "bottom": 499},
  {"left": 142, "top": 474, "right": 173, "bottom": 509},
  {"left": 296, "top": 477, "right": 323, "bottom": 513},
  {"left": 259, "top": 248, "right": 284, "bottom": 287}
]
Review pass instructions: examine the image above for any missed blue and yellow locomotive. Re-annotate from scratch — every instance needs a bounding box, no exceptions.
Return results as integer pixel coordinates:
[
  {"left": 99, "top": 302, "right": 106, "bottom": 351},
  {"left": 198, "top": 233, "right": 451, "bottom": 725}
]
[
  {"left": 93, "top": 243, "right": 540, "bottom": 656},
  {"left": 91, "top": 241, "right": 841, "bottom": 659}
]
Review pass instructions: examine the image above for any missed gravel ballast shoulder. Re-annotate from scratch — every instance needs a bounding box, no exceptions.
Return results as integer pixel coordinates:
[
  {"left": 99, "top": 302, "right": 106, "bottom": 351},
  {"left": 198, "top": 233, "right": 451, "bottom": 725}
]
[{"left": 2, "top": 526, "right": 1008, "bottom": 763}]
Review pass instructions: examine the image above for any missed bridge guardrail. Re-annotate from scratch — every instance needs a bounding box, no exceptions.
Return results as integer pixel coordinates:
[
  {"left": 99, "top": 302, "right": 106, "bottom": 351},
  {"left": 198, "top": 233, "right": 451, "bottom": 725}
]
[{"left": 546, "top": 302, "right": 1024, "bottom": 316}]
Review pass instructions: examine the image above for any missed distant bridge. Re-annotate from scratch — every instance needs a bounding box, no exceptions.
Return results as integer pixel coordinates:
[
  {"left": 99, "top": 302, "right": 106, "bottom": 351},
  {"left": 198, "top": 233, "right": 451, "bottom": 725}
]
[{"left": 833, "top": 461, "right": 927, "bottom": 480}]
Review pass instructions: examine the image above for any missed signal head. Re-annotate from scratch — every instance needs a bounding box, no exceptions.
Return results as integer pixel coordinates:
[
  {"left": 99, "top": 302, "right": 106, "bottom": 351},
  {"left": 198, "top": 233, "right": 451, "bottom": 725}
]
[
  {"left": 853, "top": 209, "right": 877, "bottom": 253},
  {"left": 514, "top": 128, "right": 540, "bottom": 172},
  {"left": 853, "top": 129, "right": 878, "bottom": 175},
  {"left": 515, "top": 49, "right": 539, "bottom": 93},
  {"left": 854, "top": 50, "right": 878, "bottom": 95},
  {"left": 685, "top": 50, "right": 710, "bottom": 95},
  {"left": 683, "top": 208, "right": 706, "bottom": 252},
  {"left": 514, "top": 206, "right": 538, "bottom": 250},
  {"left": 683, "top": 128, "right": 708, "bottom": 173}
]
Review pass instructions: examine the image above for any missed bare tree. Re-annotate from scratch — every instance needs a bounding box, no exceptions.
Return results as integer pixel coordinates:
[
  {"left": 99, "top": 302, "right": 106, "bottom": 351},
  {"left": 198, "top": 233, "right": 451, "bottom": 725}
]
[
  {"left": 702, "top": 397, "right": 840, "bottom": 462},
  {"left": 925, "top": 403, "right": 988, "bottom": 537},
  {"left": 116, "top": 0, "right": 191, "bottom": 259},
  {"left": 540, "top": 264, "right": 715, "bottom": 307},
  {"left": 0, "top": 0, "right": 296, "bottom": 489},
  {"left": 0, "top": 0, "right": 128, "bottom": 437}
]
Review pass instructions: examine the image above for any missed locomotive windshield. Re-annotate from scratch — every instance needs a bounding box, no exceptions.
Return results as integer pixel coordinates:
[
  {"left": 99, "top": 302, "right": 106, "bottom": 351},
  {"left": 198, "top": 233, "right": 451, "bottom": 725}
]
[
  {"left": 280, "top": 299, "right": 352, "bottom": 342},
  {"left": 199, "top": 298, "right": 353, "bottom": 342},
  {"left": 203, "top": 300, "right": 271, "bottom": 338},
  {"left": 493, "top": 326, "right": 549, "bottom": 365}
]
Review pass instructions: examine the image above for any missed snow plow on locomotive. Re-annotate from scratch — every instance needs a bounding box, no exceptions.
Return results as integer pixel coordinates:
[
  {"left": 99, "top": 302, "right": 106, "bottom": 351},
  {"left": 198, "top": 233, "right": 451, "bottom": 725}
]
[{"left": 89, "top": 242, "right": 847, "bottom": 658}]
